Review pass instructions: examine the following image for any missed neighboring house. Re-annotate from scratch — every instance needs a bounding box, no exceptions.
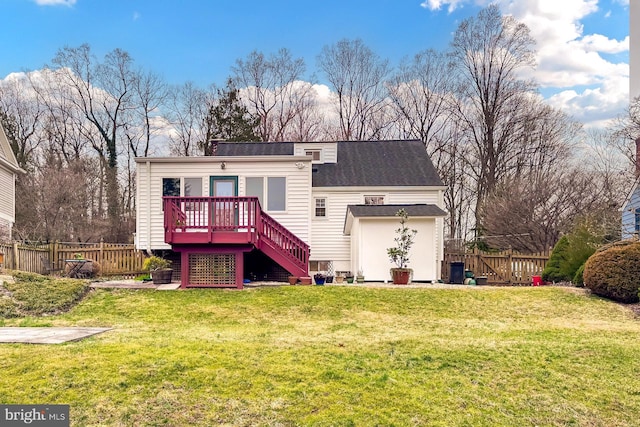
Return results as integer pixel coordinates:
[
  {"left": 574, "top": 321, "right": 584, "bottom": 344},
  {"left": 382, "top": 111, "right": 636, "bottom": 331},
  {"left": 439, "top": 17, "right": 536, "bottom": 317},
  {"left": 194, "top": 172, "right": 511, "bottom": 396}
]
[
  {"left": 622, "top": 139, "right": 640, "bottom": 239},
  {"left": 0, "top": 122, "right": 22, "bottom": 241},
  {"left": 135, "top": 140, "right": 447, "bottom": 288}
]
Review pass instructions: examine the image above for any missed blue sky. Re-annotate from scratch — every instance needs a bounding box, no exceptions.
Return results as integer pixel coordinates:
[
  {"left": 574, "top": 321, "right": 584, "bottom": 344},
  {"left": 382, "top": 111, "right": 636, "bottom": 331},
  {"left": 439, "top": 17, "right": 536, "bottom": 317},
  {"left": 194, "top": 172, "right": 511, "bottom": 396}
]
[{"left": 0, "top": 0, "right": 631, "bottom": 127}]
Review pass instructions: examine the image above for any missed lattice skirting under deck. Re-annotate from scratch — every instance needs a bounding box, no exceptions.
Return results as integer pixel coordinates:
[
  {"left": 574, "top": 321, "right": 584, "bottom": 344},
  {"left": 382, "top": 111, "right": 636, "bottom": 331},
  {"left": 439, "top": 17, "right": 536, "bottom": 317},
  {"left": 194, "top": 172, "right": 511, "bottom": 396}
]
[{"left": 188, "top": 253, "right": 236, "bottom": 286}]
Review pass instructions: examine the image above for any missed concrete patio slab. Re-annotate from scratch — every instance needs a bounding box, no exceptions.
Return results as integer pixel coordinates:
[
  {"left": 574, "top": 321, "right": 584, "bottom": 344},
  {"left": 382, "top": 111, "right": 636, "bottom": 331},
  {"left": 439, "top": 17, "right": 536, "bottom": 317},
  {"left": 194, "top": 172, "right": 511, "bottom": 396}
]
[
  {"left": 0, "top": 327, "right": 111, "bottom": 344},
  {"left": 156, "top": 283, "right": 181, "bottom": 290},
  {"left": 90, "top": 280, "right": 156, "bottom": 289}
]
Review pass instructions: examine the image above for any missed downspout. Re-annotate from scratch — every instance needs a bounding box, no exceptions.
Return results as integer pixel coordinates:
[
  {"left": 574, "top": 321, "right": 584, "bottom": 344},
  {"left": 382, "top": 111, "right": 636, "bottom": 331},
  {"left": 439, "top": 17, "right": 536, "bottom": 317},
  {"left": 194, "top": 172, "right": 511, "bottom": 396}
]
[{"left": 146, "top": 160, "right": 152, "bottom": 256}]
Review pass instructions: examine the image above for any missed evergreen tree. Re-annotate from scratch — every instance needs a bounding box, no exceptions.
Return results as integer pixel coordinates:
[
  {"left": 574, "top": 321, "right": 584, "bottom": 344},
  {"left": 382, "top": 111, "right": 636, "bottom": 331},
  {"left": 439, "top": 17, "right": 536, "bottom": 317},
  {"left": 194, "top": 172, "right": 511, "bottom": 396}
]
[{"left": 201, "top": 79, "right": 260, "bottom": 155}]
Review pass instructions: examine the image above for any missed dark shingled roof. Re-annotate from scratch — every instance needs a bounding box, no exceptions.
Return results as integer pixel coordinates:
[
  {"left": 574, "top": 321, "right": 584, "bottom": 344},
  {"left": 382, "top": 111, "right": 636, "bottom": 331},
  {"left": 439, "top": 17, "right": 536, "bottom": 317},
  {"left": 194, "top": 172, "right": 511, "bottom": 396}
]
[
  {"left": 215, "top": 140, "right": 443, "bottom": 187},
  {"left": 316, "top": 140, "right": 443, "bottom": 187},
  {"left": 347, "top": 204, "right": 447, "bottom": 218},
  {"left": 216, "top": 142, "right": 294, "bottom": 156}
]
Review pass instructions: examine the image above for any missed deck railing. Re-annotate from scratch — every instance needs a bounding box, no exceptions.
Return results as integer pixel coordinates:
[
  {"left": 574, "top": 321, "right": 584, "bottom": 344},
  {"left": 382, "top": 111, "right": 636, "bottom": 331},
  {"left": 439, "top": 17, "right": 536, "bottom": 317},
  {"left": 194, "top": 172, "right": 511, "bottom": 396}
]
[{"left": 163, "top": 196, "right": 309, "bottom": 272}]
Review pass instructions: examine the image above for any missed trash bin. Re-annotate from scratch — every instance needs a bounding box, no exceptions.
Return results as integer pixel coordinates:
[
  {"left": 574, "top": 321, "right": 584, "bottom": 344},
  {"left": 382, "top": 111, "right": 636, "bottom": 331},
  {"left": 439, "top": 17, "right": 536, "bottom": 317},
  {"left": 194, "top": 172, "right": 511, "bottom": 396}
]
[
  {"left": 465, "top": 269, "right": 474, "bottom": 279},
  {"left": 532, "top": 275, "right": 542, "bottom": 286},
  {"left": 450, "top": 262, "right": 464, "bottom": 284}
]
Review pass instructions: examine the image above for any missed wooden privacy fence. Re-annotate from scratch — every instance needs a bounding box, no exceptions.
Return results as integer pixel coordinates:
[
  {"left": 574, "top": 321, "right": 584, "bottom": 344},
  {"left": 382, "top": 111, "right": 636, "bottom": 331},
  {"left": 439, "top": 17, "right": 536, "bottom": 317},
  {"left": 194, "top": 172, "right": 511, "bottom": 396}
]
[
  {"left": 442, "top": 249, "right": 550, "bottom": 286},
  {"left": 0, "top": 241, "right": 147, "bottom": 277}
]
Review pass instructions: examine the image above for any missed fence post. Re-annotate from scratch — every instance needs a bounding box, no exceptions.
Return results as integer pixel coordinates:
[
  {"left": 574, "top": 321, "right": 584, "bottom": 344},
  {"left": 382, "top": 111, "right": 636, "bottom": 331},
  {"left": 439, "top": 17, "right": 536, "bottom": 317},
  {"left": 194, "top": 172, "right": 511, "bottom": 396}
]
[
  {"left": 12, "top": 242, "right": 19, "bottom": 270},
  {"left": 99, "top": 238, "right": 104, "bottom": 268},
  {"left": 507, "top": 249, "right": 513, "bottom": 285}
]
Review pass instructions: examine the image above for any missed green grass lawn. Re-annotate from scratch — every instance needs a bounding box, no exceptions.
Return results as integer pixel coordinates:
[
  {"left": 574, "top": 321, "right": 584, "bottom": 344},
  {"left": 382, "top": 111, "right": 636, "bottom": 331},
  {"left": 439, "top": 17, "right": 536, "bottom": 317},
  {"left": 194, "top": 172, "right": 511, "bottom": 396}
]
[{"left": 1, "top": 285, "right": 640, "bottom": 426}]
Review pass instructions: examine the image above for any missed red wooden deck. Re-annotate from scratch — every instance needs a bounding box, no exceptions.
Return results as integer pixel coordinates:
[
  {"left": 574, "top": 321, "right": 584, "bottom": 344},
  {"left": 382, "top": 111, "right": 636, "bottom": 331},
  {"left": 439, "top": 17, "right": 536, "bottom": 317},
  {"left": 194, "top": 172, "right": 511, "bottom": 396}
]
[{"left": 163, "top": 196, "right": 310, "bottom": 287}]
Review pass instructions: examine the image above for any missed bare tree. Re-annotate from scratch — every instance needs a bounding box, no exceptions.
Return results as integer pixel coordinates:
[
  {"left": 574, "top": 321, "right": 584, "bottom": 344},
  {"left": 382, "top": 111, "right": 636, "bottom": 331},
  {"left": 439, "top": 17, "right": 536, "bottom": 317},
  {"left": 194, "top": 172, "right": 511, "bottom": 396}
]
[
  {"left": 0, "top": 76, "right": 44, "bottom": 170},
  {"left": 610, "top": 96, "right": 640, "bottom": 168},
  {"left": 51, "top": 44, "right": 136, "bottom": 239},
  {"left": 165, "top": 82, "right": 208, "bottom": 156},
  {"left": 233, "top": 48, "right": 312, "bottom": 141},
  {"left": 479, "top": 167, "right": 612, "bottom": 252},
  {"left": 450, "top": 5, "right": 536, "bottom": 222},
  {"left": 317, "top": 38, "right": 390, "bottom": 141},
  {"left": 449, "top": 5, "right": 580, "bottom": 241},
  {"left": 387, "top": 49, "right": 454, "bottom": 153}
]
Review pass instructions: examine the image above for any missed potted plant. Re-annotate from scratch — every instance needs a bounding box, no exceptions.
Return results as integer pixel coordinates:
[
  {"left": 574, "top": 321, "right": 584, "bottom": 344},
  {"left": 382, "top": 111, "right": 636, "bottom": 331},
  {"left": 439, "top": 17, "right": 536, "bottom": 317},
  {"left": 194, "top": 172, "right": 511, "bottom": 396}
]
[
  {"left": 345, "top": 272, "right": 354, "bottom": 284},
  {"left": 335, "top": 274, "right": 344, "bottom": 284},
  {"left": 356, "top": 269, "right": 365, "bottom": 283},
  {"left": 387, "top": 208, "right": 417, "bottom": 285},
  {"left": 288, "top": 275, "right": 299, "bottom": 285},
  {"left": 314, "top": 272, "right": 326, "bottom": 285},
  {"left": 143, "top": 255, "right": 173, "bottom": 285}
]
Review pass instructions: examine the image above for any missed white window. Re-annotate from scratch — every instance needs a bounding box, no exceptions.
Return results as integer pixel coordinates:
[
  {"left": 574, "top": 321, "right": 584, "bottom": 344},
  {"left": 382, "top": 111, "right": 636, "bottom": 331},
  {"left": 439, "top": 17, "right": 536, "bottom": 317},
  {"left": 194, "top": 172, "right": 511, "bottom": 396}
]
[
  {"left": 315, "top": 198, "right": 326, "bottom": 217},
  {"left": 309, "top": 261, "right": 331, "bottom": 272},
  {"left": 246, "top": 177, "right": 286, "bottom": 212},
  {"left": 246, "top": 177, "right": 264, "bottom": 207},
  {"left": 162, "top": 178, "right": 180, "bottom": 197},
  {"left": 364, "top": 195, "right": 385, "bottom": 205},
  {"left": 184, "top": 178, "right": 202, "bottom": 197},
  {"left": 183, "top": 178, "right": 202, "bottom": 210},
  {"left": 267, "top": 177, "right": 286, "bottom": 211}
]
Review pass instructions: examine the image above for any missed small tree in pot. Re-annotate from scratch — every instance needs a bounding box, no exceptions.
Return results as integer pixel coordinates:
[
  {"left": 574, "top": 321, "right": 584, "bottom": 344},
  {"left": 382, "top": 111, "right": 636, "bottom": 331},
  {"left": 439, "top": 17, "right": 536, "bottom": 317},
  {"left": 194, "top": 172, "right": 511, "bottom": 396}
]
[
  {"left": 143, "top": 255, "right": 173, "bottom": 285},
  {"left": 387, "top": 209, "right": 417, "bottom": 285}
]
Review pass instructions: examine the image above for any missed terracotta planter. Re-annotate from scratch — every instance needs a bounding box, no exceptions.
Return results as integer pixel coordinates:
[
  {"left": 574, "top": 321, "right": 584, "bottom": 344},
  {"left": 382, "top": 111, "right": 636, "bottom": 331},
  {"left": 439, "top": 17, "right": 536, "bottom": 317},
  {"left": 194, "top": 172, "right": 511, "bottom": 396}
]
[
  {"left": 335, "top": 276, "right": 344, "bottom": 284},
  {"left": 288, "top": 276, "right": 299, "bottom": 285},
  {"left": 391, "top": 268, "right": 411, "bottom": 285},
  {"left": 299, "top": 276, "right": 312, "bottom": 285},
  {"left": 151, "top": 269, "right": 173, "bottom": 285}
]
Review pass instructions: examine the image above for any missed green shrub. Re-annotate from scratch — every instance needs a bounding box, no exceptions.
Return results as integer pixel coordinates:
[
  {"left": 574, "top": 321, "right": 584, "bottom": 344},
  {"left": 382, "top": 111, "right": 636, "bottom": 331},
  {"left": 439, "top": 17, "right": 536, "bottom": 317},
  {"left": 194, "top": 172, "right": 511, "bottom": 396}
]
[
  {"left": 583, "top": 240, "right": 640, "bottom": 303},
  {"left": 143, "top": 256, "right": 171, "bottom": 271},
  {"left": 543, "top": 225, "right": 600, "bottom": 283},
  {"left": 573, "top": 263, "right": 586, "bottom": 287},
  {"left": 542, "top": 236, "right": 571, "bottom": 282},
  {"left": 4, "top": 273, "right": 89, "bottom": 315},
  {"left": 0, "top": 296, "right": 19, "bottom": 318}
]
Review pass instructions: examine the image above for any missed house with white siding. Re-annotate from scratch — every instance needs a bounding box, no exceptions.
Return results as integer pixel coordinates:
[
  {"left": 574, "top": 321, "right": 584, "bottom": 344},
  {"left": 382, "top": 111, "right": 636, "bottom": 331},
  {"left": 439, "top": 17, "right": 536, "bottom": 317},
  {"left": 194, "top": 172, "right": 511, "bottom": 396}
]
[
  {"left": 621, "top": 139, "right": 640, "bottom": 239},
  {"left": 0, "top": 122, "right": 22, "bottom": 241},
  {"left": 135, "top": 140, "right": 446, "bottom": 288}
]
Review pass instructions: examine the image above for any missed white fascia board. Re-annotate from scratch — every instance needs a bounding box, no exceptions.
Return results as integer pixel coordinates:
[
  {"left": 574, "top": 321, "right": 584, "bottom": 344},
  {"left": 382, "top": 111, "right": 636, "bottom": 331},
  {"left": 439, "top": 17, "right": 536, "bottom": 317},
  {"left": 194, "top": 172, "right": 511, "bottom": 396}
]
[
  {"left": 312, "top": 185, "right": 448, "bottom": 192},
  {"left": 134, "top": 155, "right": 311, "bottom": 164},
  {"left": 0, "top": 157, "right": 25, "bottom": 174}
]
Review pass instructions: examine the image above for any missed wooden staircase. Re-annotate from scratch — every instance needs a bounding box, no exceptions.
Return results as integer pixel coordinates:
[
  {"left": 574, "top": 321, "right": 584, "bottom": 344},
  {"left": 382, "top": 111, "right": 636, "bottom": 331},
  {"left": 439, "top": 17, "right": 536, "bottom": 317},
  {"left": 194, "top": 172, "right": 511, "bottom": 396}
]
[{"left": 163, "top": 197, "right": 309, "bottom": 286}]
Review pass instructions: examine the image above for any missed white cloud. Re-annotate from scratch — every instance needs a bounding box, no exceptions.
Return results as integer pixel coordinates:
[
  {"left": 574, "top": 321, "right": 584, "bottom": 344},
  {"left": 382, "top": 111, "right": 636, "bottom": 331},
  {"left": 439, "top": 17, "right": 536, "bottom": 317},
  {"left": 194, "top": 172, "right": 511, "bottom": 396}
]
[
  {"left": 33, "top": 0, "right": 77, "bottom": 6},
  {"left": 578, "top": 34, "right": 629, "bottom": 53},
  {"left": 546, "top": 70, "right": 629, "bottom": 128},
  {"left": 421, "top": 0, "right": 629, "bottom": 127}
]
